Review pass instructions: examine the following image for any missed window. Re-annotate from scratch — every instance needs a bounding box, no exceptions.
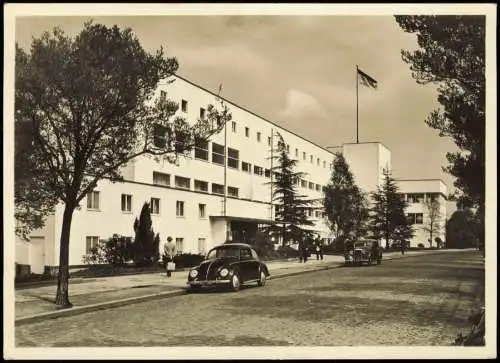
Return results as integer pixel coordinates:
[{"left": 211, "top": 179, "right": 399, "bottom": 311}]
[
  {"left": 317, "top": 158, "right": 320, "bottom": 166},
  {"left": 175, "top": 176, "right": 190, "bottom": 190},
  {"left": 245, "top": 127, "right": 249, "bottom": 137},
  {"left": 242, "top": 162, "right": 252, "bottom": 173},
  {"left": 199, "top": 107, "right": 206, "bottom": 120},
  {"left": 254, "top": 165, "right": 264, "bottom": 176},
  {"left": 257, "top": 132, "right": 261, "bottom": 142},
  {"left": 268, "top": 136, "right": 271, "bottom": 146},
  {"left": 427, "top": 193, "right": 438, "bottom": 202},
  {"left": 212, "top": 183, "right": 224, "bottom": 195},
  {"left": 264, "top": 169, "right": 271, "bottom": 178},
  {"left": 303, "top": 152, "right": 306, "bottom": 161},
  {"left": 194, "top": 138, "right": 209, "bottom": 161},
  {"left": 310, "top": 155, "right": 313, "bottom": 163},
  {"left": 228, "top": 186, "right": 239, "bottom": 198},
  {"left": 86, "top": 236, "right": 99, "bottom": 254},
  {"left": 198, "top": 238, "right": 206, "bottom": 255},
  {"left": 323, "top": 161, "right": 326, "bottom": 168},
  {"left": 160, "top": 90, "right": 167, "bottom": 101},
  {"left": 301, "top": 179, "right": 307, "bottom": 188},
  {"left": 295, "top": 148, "right": 298, "bottom": 157},
  {"left": 308, "top": 209, "right": 313, "bottom": 217},
  {"left": 315, "top": 184, "right": 321, "bottom": 192},
  {"left": 87, "top": 191, "right": 100, "bottom": 210},
  {"left": 181, "top": 99, "right": 188, "bottom": 112},
  {"left": 153, "top": 171, "right": 170, "bottom": 186},
  {"left": 293, "top": 177, "right": 300, "bottom": 186},
  {"left": 408, "top": 193, "right": 424, "bottom": 203},
  {"left": 315, "top": 210, "right": 321, "bottom": 218},
  {"left": 199, "top": 204, "right": 206, "bottom": 218},
  {"left": 286, "top": 144, "right": 290, "bottom": 153},
  {"left": 309, "top": 182, "right": 314, "bottom": 190},
  {"left": 150, "top": 198, "right": 160, "bottom": 215},
  {"left": 415, "top": 213, "right": 424, "bottom": 224},
  {"left": 194, "top": 179, "right": 208, "bottom": 192},
  {"left": 240, "top": 248, "right": 252, "bottom": 260},
  {"left": 212, "top": 143, "right": 225, "bottom": 165},
  {"left": 231, "top": 121, "right": 237, "bottom": 133},
  {"left": 228, "top": 148, "right": 239, "bottom": 169},
  {"left": 121, "top": 194, "right": 132, "bottom": 212},
  {"left": 322, "top": 186, "right": 327, "bottom": 193},
  {"left": 175, "top": 238, "right": 184, "bottom": 254},
  {"left": 176, "top": 201, "right": 185, "bottom": 217}
]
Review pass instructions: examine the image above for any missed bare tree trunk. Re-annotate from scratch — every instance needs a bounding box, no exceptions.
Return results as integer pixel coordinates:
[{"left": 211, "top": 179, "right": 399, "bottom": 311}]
[{"left": 55, "top": 202, "right": 75, "bottom": 308}]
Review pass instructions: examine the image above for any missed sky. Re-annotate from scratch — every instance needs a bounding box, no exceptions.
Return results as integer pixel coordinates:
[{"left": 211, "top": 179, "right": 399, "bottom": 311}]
[{"left": 14, "top": 14, "right": 460, "bottom": 215}]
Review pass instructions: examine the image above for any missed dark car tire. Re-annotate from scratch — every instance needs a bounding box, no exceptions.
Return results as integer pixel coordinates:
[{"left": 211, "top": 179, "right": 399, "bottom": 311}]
[
  {"left": 230, "top": 272, "right": 241, "bottom": 292},
  {"left": 257, "top": 270, "right": 267, "bottom": 287}
]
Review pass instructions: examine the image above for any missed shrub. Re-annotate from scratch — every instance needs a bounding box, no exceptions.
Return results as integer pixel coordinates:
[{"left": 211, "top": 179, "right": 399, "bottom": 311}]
[
  {"left": 104, "top": 234, "right": 133, "bottom": 266},
  {"left": 417, "top": 243, "right": 425, "bottom": 249},
  {"left": 82, "top": 242, "right": 107, "bottom": 265},
  {"left": 133, "top": 202, "right": 161, "bottom": 267},
  {"left": 248, "top": 231, "right": 274, "bottom": 259},
  {"left": 276, "top": 245, "right": 300, "bottom": 258},
  {"left": 171, "top": 253, "right": 205, "bottom": 268}
]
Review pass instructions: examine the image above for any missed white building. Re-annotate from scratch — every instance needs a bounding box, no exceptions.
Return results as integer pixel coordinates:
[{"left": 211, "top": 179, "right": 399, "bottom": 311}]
[{"left": 15, "top": 75, "right": 447, "bottom": 274}]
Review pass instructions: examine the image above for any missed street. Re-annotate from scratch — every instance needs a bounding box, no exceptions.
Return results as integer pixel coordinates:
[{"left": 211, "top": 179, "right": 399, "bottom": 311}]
[{"left": 15, "top": 251, "right": 484, "bottom": 347}]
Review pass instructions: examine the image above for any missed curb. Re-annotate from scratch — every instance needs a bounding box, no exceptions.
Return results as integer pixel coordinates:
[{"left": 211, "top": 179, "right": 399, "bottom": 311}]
[{"left": 14, "top": 250, "right": 455, "bottom": 326}]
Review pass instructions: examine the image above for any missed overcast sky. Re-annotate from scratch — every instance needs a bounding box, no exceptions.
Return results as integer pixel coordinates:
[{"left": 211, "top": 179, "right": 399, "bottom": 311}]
[{"left": 15, "top": 15, "right": 460, "bottom": 215}]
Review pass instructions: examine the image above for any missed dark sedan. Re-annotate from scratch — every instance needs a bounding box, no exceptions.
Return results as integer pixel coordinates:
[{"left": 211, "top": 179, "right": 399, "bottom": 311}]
[{"left": 187, "top": 243, "right": 270, "bottom": 292}]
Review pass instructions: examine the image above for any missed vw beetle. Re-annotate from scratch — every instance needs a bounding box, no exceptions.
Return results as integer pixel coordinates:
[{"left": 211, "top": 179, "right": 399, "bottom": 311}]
[{"left": 187, "top": 243, "right": 270, "bottom": 292}]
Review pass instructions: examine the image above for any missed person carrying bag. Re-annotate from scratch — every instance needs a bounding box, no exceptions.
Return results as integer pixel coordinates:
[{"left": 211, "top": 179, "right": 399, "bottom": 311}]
[{"left": 164, "top": 236, "right": 177, "bottom": 277}]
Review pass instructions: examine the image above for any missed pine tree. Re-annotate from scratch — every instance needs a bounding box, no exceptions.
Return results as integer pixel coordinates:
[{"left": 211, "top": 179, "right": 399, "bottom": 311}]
[
  {"left": 369, "top": 169, "right": 414, "bottom": 249},
  {"left": 323, "top": 152, "right": 369, "bottom": 248},
  {"left": 265, "top": 133, "right": 316, "bottom": 247},
  {"left": 133, "top": 202, "right": 160, "bottom": 266}
]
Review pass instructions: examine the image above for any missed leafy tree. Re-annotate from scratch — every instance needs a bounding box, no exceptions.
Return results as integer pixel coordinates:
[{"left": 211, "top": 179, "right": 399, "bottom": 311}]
[
  {"left": 369, "top": 169, "right": 414, "bottom": 248},
  {"left": 265, "top": 133, "right": 316, "bottom": 247},
  {"left": 446, "top": 209, "right": 479, "bottom": 249},
  {"left": 15, "top": 21, "right": 232, "bottom": 307},
  {"left": 323, "top": 152, "right": 370, "bottom": 244},
  {"left": 133, "top": 203, "right": 160, "bottom": 266},
  {"left": 395, "top": 15, "right": 485, "bottom": 241},
  {"left": 423, "top": 197, "right": 443, "bottom": 248}
]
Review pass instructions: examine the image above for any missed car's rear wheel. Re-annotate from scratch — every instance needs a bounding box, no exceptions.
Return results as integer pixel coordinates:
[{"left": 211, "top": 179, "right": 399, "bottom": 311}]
[
  {"left": 257, "top": 270, "right": 267, "bottom": 287},
  {"left": 230, "top": 273, "right": 241, "bottom": 292}
]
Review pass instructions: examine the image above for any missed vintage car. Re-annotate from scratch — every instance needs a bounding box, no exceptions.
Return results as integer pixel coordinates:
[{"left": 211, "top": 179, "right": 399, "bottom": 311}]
[
  {"left": 344, "top": 239, "right": 382, "bottom": 266},
  {"left": 187, "top": 243, "right": 270, "bottom": 292}
]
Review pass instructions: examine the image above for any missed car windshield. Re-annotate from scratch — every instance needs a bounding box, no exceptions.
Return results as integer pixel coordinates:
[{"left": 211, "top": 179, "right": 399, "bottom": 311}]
[{"left": 206, "top": 246, "right": 240, "bottom": 260}]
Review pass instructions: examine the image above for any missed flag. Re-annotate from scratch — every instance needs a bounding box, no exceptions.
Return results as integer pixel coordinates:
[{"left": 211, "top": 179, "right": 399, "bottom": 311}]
[
  {"left": 357, "top": 68, "right": 378, "bottom": 89},
  {"left": 218, "top": 84, "right": 223, "bottom": 95}
]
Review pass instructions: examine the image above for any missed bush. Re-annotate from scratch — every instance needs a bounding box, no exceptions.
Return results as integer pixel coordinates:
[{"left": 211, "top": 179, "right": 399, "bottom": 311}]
[
  {"left": 170, "top": 253, "right": 205, "bottom": 269},
  {"left": 133, "top": 202, "right": 161, "bottom": 267},
  {"left": 248, "top": 231, "right": 274, "bottom": 259},
  {"left": 276, "top": 245, "right": 300, "bottom": 258},
  {"left": 417, "top": 243, "right": 425, "bottom": 249},
  {"left": 82, "top": 234, "right": 133, "bottom": 266}
]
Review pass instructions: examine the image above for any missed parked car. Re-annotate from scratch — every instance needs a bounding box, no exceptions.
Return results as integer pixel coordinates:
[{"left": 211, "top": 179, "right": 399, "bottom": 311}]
[
  {"left": 344, "top": 239, "right": 382, "bottom": 266},
  {"left": 187, "top": 243, "right": 270, "bottom": 292}
]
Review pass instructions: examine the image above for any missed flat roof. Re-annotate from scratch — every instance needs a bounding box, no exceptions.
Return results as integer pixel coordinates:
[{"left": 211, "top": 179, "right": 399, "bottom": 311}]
[
  {"left": 172, "top": 73, "right": 337, "bottom": 156},
  {"left": 395, "top": 178, "right": 447, "bottom": 186}
]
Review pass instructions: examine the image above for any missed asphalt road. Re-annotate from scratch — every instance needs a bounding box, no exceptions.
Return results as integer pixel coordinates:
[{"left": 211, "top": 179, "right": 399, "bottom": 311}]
[{"left": 15, "top": 251, "right": 484, "bottom": 347}]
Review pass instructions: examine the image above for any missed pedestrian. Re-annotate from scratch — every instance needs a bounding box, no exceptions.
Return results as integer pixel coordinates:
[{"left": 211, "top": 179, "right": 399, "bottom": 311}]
[
  {"left": 400, "top": 241, "right": 405, "bottom": 255},
  {"left": 302, "top": 244, "right": 308, "bottom": 263},
  {"left": 164, "top": 236, "right": 177, "bottom": 277}
]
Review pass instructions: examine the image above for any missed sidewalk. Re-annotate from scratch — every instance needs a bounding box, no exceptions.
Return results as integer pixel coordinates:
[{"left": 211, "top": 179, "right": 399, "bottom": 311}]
[{"left": 15, "top": 249, "right": 457, "bottom": 325}]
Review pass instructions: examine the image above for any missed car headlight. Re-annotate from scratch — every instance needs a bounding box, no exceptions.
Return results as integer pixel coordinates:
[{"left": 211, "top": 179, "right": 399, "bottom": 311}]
[
  {"left": 219, "top": 268, "right": 229, "bottom": 277},
  {"left": 189, "top": 269, "right": 198, "bottom": 278}
]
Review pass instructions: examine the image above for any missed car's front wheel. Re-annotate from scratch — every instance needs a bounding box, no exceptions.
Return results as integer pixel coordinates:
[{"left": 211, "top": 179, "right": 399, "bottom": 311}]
[
  {"left": 257, "top": 270, "right": 267, "bottom": 287},
  {"left": 230, "top": 272, "right": 241, "bottom": 292}
]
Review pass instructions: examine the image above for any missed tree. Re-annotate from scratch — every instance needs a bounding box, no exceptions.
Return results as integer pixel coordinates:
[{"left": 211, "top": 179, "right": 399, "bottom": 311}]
[
  {"left": 446, "top": 209, "right": 479, "bottom": 249},
  {"left": 15, "top": 22, "right": 232, "bottom": 307},
  {"left": 133, "top": 203, "right": 160, "bottom": 266},
  {"left": 423, "top": 197, "right": 443, "bottom": 248},
  {"left": 369, "top": 169, "right": 414, "bottom": 248},
  {"left": 265, "top": 133, "right": 316, "bottom": 247},
  {"left": 323, "top": 152, "right": 369, "bottom": 245},
  {"left": 395, "top": 16, "right": 485, "bottom": 242}
]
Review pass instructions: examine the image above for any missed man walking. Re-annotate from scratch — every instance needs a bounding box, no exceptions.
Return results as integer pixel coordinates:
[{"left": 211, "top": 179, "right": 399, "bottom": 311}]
[{"left": 164, "top": 236, "right": 177, "bottom": 277}]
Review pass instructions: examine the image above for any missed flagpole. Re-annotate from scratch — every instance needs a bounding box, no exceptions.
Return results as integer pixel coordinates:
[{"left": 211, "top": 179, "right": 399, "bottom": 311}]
[{"left": 356, "top": 65, "right": 359, "bottom": 144}]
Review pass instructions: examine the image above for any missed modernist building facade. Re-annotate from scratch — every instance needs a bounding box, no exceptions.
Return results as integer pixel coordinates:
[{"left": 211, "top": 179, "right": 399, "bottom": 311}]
[{"left": 15, "top": 75, "right": 446, "bottom": 274}]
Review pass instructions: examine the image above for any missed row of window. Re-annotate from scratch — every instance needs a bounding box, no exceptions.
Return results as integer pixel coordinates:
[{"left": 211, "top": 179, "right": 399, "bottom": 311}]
[
  {"left": 162, "top": 93, "right": 333, "bottom": 171},
  {"left": 88, "top": 191, "right": 210, "bottom": 218},
  {"left": 275, "top": 205, "right": 325, "bottom": 219},
  {"left": 400, "top": 193, "right": 441, "bottom": 204},
  {"left": 86, "top": 235, "right": 208, "bottom": 255}
]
